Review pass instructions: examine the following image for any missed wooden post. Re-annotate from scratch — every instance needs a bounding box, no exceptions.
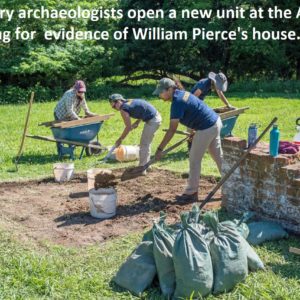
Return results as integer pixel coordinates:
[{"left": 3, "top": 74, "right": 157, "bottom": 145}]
[{"left": 15, "top": 92, "right": 35, "bottom": 169}]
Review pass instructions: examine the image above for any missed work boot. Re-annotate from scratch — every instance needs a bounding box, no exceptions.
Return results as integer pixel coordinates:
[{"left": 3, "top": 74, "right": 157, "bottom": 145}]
[{"left": 176, "top": 192, "right": 198, "bottom": 203}]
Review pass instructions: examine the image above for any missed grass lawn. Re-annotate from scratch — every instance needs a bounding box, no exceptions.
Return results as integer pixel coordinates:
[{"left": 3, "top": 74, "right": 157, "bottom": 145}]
[
  {"left": 0, "top": 92, "right": 300, "bottom": 299},
  {"left": 0, "top": 220, "right": 299, "bottom": 299},
  {"left": 1, "top": 93, "right": 300, "bottom": 181}
]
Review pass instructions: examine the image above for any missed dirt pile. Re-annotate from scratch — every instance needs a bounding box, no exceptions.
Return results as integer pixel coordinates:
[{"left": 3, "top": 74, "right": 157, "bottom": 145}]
[{"left": 94, "top": 169, "right": 118, "bottom": 189}]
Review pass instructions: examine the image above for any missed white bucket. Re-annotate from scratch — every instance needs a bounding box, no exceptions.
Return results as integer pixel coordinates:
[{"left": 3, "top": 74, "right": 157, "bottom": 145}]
[
  {"left": 89, "top": 188, "right": 117, "bottom": 219},
  {"left": 115, "top": 145, "right": 140, "bottom": 162},
  {"left": 53, "top": 163, "right": 74, "bottom": 183}
]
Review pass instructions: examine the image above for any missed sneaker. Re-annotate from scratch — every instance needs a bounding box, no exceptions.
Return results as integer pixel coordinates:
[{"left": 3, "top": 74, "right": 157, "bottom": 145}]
[{"left": 176, "top": 192, "right": 198, "bottom": 202}]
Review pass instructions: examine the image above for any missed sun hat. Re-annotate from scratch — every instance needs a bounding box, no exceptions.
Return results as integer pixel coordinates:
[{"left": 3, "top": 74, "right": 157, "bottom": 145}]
[
  {"left": 153, "top": 78, "right": 176, "bottom": 96},
  {"left": 109, "top": 94, "right": 125, "bottom": 103},
  {"left": 74, "top": 80, "right": 86, "bottom": 92},
  {"left": 208, "top": 72, "right": 228, "bottom": 92}
]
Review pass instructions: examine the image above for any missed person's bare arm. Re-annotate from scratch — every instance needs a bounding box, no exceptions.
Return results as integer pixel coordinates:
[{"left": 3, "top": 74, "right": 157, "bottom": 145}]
[
  {"left": 155, "top": 119, "right": 179, "bottom": 160},
  {"left": 193, "top": 88, "right": 203, "bottom": 98},
  {"left": 114, "top": 110, "right": 132, "bottom": 146},
  {"left": 81, "top": 96, "right": 97, "bottom": 117}
]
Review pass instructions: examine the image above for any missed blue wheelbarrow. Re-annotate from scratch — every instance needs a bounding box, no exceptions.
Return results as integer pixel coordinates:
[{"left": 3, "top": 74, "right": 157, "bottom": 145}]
[
  {"left": 27, "top": 114, "right": 114, "bottom": 160},
  {"left": 214, "top": 106, "right": 249, "bottom": 138}
]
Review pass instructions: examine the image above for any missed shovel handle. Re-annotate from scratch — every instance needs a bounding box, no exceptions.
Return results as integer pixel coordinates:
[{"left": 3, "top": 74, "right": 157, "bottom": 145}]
[
  {"left": 199, "top": 117, "right": 278, "bottom": 210},
  {"left": 144, "top": 136, "right": 190, "bottom": 169}
]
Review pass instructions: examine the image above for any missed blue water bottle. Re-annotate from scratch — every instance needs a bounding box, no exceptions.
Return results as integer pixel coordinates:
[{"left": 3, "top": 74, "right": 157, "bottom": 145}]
[
  {"left": 270, "top": 124, "right": 280, "bottom": 157},
  {"left": 248, "top": 123, "right": 258, "bottom": 148}
]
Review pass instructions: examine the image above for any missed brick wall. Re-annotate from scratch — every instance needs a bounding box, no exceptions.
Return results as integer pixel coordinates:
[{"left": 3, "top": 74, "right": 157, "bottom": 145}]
[{"left": 222, "top": 137, "right": 300, "bottom": 234}]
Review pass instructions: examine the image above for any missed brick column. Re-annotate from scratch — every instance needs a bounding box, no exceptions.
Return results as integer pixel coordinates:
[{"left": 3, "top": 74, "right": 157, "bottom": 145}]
[{"left": 222, "top": 137, "right": 300, "bottom": 233}]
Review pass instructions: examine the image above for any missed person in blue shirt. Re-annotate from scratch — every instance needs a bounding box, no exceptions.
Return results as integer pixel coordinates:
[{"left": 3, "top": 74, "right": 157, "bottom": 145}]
[
  {"left": 153, "top": 78, "right": 223, "bottom": 201},
  {"left": 109, "top": 94, "right": 162, "bottom": 169},
  {"left": 176, "top": 72, "right": 233, "bottom": 107}
]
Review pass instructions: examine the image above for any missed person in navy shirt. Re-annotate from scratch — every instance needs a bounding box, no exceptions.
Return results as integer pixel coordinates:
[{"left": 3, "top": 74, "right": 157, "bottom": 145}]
[
  {"left": 109, "top": 94, "right": 162, "bottom": 169},
  {"left": 176, "top": 72, "right": 233, "bottom": 107},
  {"left": 153, "top": 78, "right": 223, "bottom": 201}
]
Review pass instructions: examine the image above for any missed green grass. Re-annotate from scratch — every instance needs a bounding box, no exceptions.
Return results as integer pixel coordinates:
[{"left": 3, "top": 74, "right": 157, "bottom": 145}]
[
  {"left": 0, "top": 227, "right": 299, "bottom": 299},
  {"left": 0, "top": 92, "right": 300, "bottom": 299},
  {"left": 1, "top": 93, "right": 300, "bottom": 181}
]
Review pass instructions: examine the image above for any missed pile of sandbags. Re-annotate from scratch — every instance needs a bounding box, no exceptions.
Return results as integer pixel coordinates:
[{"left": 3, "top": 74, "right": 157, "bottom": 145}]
[{"left": 114, "top": 207, "right": 288, "bottom": 298}]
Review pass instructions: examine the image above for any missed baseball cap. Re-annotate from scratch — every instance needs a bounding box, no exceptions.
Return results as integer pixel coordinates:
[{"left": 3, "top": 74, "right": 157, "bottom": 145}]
[{"left": 153, "top": 78, "right": 176, "bottom": 96}]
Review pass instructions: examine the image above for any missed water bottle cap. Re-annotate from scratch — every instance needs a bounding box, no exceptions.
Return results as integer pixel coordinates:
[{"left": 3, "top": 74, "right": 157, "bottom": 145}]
[
  {"left": 273, "top": 124, "right": 278, "bottom": 128},
  {"left": 249, "top": 123, "right": 257, "bottom": 128}
]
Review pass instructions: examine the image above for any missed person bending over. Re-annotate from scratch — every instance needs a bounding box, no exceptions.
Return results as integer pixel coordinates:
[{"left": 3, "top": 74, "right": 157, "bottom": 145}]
[
  {"left": 109, "top": 94, "right": 162, "bottom": 171},
  {"left": 153, "top": 78, "right": 223, "bottom": 201}
]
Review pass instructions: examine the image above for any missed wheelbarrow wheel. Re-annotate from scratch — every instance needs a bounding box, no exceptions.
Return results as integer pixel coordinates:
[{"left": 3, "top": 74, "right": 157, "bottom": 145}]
[{"left": 86, "top": 141, "right": 103, "bottom": 156}]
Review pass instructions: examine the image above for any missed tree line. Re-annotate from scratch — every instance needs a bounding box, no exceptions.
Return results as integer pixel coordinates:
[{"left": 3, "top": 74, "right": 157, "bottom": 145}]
[{"left": 0, "top": 0, "right": 300, "bottom": 90}]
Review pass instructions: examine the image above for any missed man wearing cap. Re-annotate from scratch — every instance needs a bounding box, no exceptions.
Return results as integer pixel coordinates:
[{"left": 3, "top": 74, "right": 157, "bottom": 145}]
[
  {"left": 153, "top": 78, "right": 223, "bottom": 201},
  {"left": 54, "top": 80, "right": 97, "bottom": 121},
  {"left": 109, "top": 94, "right": 161, "bottom": 170}
]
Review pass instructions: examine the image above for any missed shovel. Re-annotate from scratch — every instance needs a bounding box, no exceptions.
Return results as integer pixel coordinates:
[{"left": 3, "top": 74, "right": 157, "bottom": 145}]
[
  {"left": 98, "top": 145, "right": 117, "bottom": 164},
  {"left": 121, "top": 135, "right": 190, "bottom": 181},
  {"left": 198, "top": 117, "right": 278, "bottom": 210}
]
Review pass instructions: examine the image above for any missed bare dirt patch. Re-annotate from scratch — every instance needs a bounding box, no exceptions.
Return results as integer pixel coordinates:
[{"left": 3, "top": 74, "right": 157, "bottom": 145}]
[{"left": 0, "top": 169, "right": 221, "bottom": 247}]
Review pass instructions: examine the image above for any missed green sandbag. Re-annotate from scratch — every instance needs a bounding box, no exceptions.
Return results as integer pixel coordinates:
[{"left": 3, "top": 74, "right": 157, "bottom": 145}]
[
  {"left": 221, "top": 221, "right": 264, "bottom": 272},
  {"left": 173, "top": 213, "right": 213, "bottom": 299},
  {"left": 188, "top": 205, "right": 211, "bottom": 241},
  {"left": 114, "top": 241, "right": 156, "bottom": 296},
  {"left": 152, "top": 213, "right": 176, "bottom": 297},
  {"left": 203, "top": 212, "right": 248, "bottom": 294},
  {"left": 247, "top": 221, "right": 288, "bottom": 245},
  {"left": 221, "top": 211, "right": 255, "bottom": 239},
  {"left": 221, "top": 220, "right": 249, "bottom": 239},
  {"left": 244, "top": 241, "right": 265, "bottom": 271},
  {"left": 143, "top": 213, "right": 179, "bottom": 243},
  {"left": 188, "top": 204, "right": 201, "bottom": 224}
]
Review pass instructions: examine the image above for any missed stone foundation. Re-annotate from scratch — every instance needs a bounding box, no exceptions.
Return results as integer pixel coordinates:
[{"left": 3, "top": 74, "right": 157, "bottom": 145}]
[{"left": 222, "top": 137, "right": 300, "bottom": 234}]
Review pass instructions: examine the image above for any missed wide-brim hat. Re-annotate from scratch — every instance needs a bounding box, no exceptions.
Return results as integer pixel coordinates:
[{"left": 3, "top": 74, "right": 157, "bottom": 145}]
[{"left": 208, "top": 72, "right": 228, "bottom": 92}]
